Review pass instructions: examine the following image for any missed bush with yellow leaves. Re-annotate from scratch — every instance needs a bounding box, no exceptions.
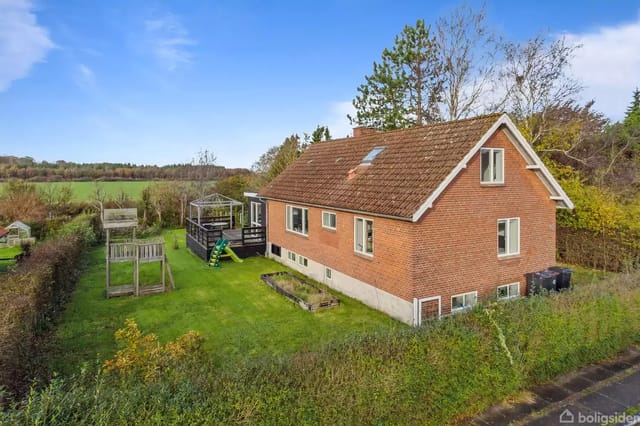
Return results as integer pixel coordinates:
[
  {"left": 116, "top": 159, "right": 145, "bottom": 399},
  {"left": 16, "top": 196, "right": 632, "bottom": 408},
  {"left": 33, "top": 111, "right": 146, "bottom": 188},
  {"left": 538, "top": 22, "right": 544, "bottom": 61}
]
[{"left": 103, "top": 319, "right": 204, "bottom": 382}]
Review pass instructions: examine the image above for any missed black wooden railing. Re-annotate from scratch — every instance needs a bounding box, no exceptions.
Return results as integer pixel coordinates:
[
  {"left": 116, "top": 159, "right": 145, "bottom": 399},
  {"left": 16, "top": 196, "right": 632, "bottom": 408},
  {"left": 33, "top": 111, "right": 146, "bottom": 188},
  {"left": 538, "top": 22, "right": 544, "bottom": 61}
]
[{"left": 241, "top": 226, "right": 266, "bottom": 245}]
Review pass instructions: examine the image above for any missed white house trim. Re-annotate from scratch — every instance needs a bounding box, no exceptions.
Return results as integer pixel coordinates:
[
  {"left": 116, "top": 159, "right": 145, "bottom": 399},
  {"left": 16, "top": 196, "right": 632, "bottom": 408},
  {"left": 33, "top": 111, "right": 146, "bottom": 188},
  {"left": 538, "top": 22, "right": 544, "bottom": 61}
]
[{"left": 411, "top": 114, "right": 574, "bottom": 222}]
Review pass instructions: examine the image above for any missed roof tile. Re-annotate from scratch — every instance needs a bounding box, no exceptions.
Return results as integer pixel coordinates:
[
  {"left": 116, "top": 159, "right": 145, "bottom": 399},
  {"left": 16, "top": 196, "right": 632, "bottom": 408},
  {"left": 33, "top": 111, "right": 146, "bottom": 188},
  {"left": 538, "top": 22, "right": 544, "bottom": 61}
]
[{"left": 259, "top": 113, "right": 503, "bottom": 219}]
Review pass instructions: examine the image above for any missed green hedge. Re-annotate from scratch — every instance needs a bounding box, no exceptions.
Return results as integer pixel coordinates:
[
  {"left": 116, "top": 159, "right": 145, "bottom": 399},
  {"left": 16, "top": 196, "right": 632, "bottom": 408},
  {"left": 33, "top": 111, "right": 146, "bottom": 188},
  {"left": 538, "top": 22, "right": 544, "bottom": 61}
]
[
  {"left": 0, "top": 215, "right": 96, "bottom": 399},
  {"left": 2, "top": 272, "right": 640, "bottom": 424}
]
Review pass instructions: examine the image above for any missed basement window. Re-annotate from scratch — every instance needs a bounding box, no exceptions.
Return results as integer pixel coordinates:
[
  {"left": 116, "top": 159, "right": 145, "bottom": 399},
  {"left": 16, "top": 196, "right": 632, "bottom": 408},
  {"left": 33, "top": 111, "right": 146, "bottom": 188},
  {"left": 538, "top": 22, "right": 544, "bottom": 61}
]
[
  {"left": 497, "top": 283, "right": 520, "bottom": 300},
  {"left": 361, "top": 146, "right": 385, "bottom": 165},
  {"left": 451, "top": 291, "right": 477, "bottom": 313}
]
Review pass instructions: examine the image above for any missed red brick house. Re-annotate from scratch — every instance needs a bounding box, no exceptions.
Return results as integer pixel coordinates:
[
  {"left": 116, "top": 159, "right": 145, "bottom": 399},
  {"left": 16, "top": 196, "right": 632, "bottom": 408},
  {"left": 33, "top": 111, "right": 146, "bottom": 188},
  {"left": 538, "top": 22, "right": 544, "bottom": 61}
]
[{"left": 258, "top": 113, "right": 573, "bottom": 325}]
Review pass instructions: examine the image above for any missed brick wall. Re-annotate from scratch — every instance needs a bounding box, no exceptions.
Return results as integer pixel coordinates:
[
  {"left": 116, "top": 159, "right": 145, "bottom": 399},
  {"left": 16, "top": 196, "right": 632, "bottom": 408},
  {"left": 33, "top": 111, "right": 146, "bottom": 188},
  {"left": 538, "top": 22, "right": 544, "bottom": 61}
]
[
  {"left": 266, "top": 127, "right": 557, "bottom": 319},
  {"left": 410, "top": 128, "right": 556, "bottom": 314},
  {"left": 267, "top": 203, "right": 415, "bottom": 301}
]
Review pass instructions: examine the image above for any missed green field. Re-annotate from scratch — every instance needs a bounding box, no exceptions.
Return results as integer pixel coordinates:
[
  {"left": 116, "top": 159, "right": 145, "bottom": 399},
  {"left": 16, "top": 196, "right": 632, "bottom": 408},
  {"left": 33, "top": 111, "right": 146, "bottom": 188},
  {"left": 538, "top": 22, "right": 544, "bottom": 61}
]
[
  {"left": 0, "top": 246, "right": 22, "bottom": 272},
  {"left": 31, "top": 181, "right": 153, "bottom": 202},
  {"left": 51, "top": 229, "right": 401, "bottom": 375}
]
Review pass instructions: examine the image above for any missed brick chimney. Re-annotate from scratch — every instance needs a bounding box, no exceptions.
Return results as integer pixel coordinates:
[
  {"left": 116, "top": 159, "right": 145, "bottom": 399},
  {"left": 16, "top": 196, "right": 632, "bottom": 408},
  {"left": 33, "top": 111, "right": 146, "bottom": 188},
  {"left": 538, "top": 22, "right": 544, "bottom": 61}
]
[{"left": 353, "top": 126, "right": 377, "bottom": 137}]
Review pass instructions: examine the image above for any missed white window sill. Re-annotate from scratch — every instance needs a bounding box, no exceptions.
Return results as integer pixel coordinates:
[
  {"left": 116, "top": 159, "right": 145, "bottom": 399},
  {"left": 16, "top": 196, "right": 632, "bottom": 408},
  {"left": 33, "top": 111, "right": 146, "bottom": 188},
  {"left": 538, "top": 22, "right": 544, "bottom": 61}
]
[
  {"left": 286, "top": 229, "right": 309, "bottom": 238},
  {"left": 498, "top": 253, "right": 520, "bottom": 260},
  {"left": 354, "top": 251, "right": 374, "bottom": 260}
]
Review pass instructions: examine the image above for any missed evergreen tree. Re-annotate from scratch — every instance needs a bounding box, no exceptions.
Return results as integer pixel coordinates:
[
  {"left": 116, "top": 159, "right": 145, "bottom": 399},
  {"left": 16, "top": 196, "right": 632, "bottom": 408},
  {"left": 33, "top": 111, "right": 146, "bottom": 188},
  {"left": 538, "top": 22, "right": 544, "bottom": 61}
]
[
  {"left": 623, "top": 87, "right": 640, "bottom": 130},
  {"left": 349, "top": 19, "right": 443, "bottom": 130},
  {"left": 267, "top": 134, "right": 302, "bottom": 181}
]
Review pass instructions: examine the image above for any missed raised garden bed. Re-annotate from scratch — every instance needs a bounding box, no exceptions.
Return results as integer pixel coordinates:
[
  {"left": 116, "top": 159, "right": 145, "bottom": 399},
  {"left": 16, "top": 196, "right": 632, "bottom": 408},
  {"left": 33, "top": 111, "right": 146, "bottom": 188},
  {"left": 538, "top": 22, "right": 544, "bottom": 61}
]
[{"left": 260, "top": 272, "right": 339, "bottom": 311}]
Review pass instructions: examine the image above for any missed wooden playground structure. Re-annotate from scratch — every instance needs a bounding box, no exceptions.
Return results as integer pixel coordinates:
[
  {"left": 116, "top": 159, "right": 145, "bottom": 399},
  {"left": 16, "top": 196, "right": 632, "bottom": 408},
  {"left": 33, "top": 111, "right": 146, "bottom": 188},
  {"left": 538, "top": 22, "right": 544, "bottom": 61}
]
[{"left": 102, "top": 208, "right": 174, "bottom": 298}]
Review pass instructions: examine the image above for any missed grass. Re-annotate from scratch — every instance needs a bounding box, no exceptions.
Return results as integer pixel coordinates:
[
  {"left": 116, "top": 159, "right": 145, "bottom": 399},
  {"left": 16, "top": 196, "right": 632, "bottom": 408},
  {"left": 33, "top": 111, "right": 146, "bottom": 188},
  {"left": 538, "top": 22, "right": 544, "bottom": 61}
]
[
  {"left": 30, "top": 181, "right": 154, "bottom": 202},
  {"left": 559, "top": 263, "right": 615, "bottom": 286},
  {"left": 0, "top": 246, "right": 22, "bottom": 272},
  {"left": 50, "top": 229, "right": 401, "bottom": 375}
]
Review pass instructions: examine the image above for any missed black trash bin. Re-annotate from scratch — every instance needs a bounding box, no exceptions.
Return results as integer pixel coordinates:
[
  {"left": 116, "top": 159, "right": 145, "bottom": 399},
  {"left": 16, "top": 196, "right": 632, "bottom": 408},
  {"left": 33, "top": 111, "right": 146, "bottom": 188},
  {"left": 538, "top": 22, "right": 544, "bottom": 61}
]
[
  {"left": 539, "top": 270, "right": 559, "bottom": 291},
  {"left": 547, "top": 266, "right": 573, "bottom": 290},
  {"left": 526, "top": 271, "right": 557, "bottom": 295},
  {"left": 525, "top": 272, "right": 538, "bottom": 295}
]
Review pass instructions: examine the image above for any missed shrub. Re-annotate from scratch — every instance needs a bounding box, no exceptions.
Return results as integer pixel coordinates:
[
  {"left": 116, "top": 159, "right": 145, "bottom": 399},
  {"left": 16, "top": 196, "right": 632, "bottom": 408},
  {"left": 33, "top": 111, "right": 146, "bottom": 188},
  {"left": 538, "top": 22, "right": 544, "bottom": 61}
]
[
  {"left": 2, "top": 273, "right": 640, "bottom": 424},
  {"left": 103, "top": 319, "right": 204, "bottom": 383},
  {"left": 0, "top": 215, "right": 97, "bottom": 400}
]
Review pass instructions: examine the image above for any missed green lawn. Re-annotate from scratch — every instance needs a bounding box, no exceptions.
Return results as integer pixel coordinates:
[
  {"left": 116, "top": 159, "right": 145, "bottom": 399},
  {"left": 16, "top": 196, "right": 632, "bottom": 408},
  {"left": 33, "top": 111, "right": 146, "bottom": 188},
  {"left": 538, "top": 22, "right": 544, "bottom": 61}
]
[
  {"left": 51, "top": 229, "right": 402, "bottom": 375},
  {"left": 31, "top": 181, "right": 153, "bottom": 202},
  {"left": 0, "top": 246, "right": 22, "bottom": 272}
]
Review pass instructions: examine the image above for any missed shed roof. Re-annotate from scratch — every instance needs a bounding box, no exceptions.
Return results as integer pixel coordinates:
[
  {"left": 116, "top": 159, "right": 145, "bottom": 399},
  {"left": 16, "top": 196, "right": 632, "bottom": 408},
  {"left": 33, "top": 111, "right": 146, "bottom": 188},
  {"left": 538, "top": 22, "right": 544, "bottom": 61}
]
[
  {"left": 7, "top": 221, "right": 30, "bottom": 232},
  {"left": 259, "top": 113, "right": 573, "bottom": 221}
]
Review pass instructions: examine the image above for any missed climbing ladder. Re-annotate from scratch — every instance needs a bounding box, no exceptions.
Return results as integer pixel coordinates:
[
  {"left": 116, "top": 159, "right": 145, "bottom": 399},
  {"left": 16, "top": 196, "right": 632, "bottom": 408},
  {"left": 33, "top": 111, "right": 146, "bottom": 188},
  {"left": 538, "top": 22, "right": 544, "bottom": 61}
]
[
  {"left": 208, "top": 238, "right": 244, "bottom": 268},
  {"left": 209, "top": 239, "right": 229, "bottom": 268}
]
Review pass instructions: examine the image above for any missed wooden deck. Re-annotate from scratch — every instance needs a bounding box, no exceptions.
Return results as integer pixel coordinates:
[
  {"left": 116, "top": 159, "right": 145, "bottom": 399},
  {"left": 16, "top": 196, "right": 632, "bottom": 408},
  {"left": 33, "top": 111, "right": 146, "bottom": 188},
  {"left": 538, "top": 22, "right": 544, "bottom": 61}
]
[{"left": 186, "top": 217, "right": 266, "bottom": 261}]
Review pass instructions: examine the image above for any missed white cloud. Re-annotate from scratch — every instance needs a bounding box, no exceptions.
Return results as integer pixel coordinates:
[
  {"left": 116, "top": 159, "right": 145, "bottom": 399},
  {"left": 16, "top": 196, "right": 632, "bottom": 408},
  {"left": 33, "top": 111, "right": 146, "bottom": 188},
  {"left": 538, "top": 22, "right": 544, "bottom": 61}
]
[
  {"left": 74, "top": 63, "right": 96, "bottom": 90},
  {"left": 323, "top": 101, "right": 356, "bottom": 139},
  {"left": 0, "top": 0, "right": 55, "bottom": 92},
  {"left": 565, "top": 15, "right": 640, "bottom": 120},
  {"left": 144, "top": 13, "right": 195, "bottom": 71}
]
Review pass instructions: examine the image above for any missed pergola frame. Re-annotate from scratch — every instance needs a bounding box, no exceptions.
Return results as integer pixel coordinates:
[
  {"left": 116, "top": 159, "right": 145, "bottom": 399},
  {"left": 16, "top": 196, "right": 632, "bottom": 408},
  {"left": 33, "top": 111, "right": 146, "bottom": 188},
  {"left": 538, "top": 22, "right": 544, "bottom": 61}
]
[{"left": 189, "top": 193, "right": 244, "bottom": 228}]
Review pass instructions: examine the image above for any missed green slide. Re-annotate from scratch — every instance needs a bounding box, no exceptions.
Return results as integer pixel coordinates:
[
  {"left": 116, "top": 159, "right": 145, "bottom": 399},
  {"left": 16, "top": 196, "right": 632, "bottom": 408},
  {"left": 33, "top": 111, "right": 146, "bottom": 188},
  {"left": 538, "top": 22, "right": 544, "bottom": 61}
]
[{"left": 223, "top": 246, "right": 243, "bottom": 263}]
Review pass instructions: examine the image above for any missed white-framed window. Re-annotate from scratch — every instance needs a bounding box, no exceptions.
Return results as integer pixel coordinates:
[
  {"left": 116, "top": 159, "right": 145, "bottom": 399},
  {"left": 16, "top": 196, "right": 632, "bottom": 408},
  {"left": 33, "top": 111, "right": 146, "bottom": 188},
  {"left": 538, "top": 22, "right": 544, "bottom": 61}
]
[
  {"left": 497, "top": 283, "right": 520, "bottom": 300},
  {"left": 287, "top": 251, "right": 296, "bottom": 262},
  {"left": 250, "top": 202, "right": 262, "bottom": 227},
  {"left": 498, "top": 218, "right": 520, "bottom": 257},
  {"left": 286, "top": 205, "right": 309, "bottom": 236},
  {"left": 451, "top": 291, "right": 478, "bottom": 313},
  {"left": 354, "top": 217, "right": 374, "bottom": 256},
  {"left": 322, "top": 211, "right": 337, "bottom": 230},
  {"left": 480, "top": 148, "right": 504, "bottom": 184},
  {"left": 298, "top": 256, "right": 308, "bottom": 267},
  {"left": 325, "top": 267, "right": 332, "bottom": 280}
]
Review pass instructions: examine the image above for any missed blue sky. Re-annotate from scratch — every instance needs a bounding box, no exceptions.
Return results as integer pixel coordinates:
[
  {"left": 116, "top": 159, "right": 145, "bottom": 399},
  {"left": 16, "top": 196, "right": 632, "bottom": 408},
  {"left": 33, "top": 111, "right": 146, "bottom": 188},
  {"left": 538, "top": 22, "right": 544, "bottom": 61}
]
[{"left": 1, "top": 1, "right": 639, "bottom": 168}]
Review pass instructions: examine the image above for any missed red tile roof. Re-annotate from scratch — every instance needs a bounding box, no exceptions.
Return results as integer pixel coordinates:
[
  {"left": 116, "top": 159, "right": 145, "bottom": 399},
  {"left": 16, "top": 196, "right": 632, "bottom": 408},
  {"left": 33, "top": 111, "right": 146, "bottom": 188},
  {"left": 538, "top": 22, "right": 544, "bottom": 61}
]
[
  {"left": 0, "top": 227, "right": 7, "bottom": 238},
  {"left": 259, "top": 113, "right": 504, "bottom": 219}
]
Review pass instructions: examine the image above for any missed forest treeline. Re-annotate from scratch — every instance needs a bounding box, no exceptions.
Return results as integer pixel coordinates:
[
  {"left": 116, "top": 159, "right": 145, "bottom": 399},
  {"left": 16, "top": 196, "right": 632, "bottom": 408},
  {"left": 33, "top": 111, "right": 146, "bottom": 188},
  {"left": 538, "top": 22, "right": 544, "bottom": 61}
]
[{"left": 0, "top": 156, "right": 250, "bottom": 182}]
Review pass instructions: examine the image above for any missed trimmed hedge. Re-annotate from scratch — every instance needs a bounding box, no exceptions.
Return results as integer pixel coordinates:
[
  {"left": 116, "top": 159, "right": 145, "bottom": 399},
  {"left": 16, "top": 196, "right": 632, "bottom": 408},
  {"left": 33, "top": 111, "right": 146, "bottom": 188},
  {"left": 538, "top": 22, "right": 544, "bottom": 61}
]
[
  {"left": 0, "top": 215, "right": 96, "bottom": 399},
  {"left": 2, "top": 272, "right": 640, "bottom": 424}
]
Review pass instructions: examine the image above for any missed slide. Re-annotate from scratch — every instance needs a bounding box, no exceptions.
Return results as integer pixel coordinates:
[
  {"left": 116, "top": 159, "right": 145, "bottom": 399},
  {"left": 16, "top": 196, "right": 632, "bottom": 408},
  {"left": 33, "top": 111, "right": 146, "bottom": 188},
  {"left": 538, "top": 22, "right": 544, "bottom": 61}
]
[{"left": 223, "top": 246, "right": 244, "bottom": 263}]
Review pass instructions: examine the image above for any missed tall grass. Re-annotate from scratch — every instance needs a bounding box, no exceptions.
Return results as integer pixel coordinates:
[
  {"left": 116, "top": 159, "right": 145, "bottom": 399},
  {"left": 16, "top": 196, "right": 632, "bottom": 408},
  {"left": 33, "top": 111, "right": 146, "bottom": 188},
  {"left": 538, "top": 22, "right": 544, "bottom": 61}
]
[{"left": 3, "top": 271, "right": 640, "bottom": 424}]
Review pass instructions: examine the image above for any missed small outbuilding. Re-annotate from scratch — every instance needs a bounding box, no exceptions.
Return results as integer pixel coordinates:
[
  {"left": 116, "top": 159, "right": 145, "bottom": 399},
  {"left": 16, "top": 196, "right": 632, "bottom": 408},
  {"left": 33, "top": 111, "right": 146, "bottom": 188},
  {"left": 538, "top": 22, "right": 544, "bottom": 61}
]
[{"left": 1, "top": 221, "right": 33, "bottom": 247}]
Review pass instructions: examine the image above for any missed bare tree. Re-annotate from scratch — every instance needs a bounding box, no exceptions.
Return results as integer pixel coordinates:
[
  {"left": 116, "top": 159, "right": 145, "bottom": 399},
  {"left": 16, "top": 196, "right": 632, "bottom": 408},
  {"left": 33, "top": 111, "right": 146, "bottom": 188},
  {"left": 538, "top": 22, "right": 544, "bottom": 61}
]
[
  {"left": 496, "top": 34, "right": 583, "bottom": 145},
  {"left": 192, "top": 149, "right": 217, "bottom": 198},
  {"left": 436, "top": 2, "right": 497, "bottom": 120}
]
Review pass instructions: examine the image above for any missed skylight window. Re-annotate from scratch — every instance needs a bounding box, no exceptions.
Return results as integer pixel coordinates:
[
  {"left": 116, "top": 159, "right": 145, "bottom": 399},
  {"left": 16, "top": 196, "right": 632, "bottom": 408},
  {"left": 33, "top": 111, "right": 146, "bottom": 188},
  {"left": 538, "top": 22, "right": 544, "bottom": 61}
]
[{"left": 361, "top": 146, "right": 385, "bottom": 165}]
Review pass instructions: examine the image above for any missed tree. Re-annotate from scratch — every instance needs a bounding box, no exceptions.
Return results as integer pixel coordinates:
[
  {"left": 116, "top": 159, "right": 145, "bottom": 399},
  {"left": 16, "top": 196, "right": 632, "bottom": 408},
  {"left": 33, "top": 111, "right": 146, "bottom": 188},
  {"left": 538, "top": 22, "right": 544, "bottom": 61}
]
[
  {"left": 436, "top": 3, "right": 497, "bottom": 120},
  {"left": 192, "top": 149, "right": 217, "bottom": 198},
  {"left": 623, "top": 87, "right": 640, "bottom": 130},
  {"left": 0, "top": 180, "right": 47, "bottom": 223},
  {"left": 309, "top": 125, "right": 331, "bottom": 143},
  {"left": 267, "top": 134, "right": 302, "bottom": 181},
  {"left": 496, "top": 34, "right": 582, "bottom": 145},
  {"left": 349, "top": 19, "right": 443, "bottom": 130},
  {"left": 251, "top": 145, "right": 280, "bottom": 176}
]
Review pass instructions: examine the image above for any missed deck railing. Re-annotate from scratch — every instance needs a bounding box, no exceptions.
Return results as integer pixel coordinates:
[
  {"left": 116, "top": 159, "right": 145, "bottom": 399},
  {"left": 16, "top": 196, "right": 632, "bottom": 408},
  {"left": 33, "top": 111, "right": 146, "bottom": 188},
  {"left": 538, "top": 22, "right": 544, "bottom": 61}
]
[{"left": 241, "top": 226, "right": 266, "bottom": 245}]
